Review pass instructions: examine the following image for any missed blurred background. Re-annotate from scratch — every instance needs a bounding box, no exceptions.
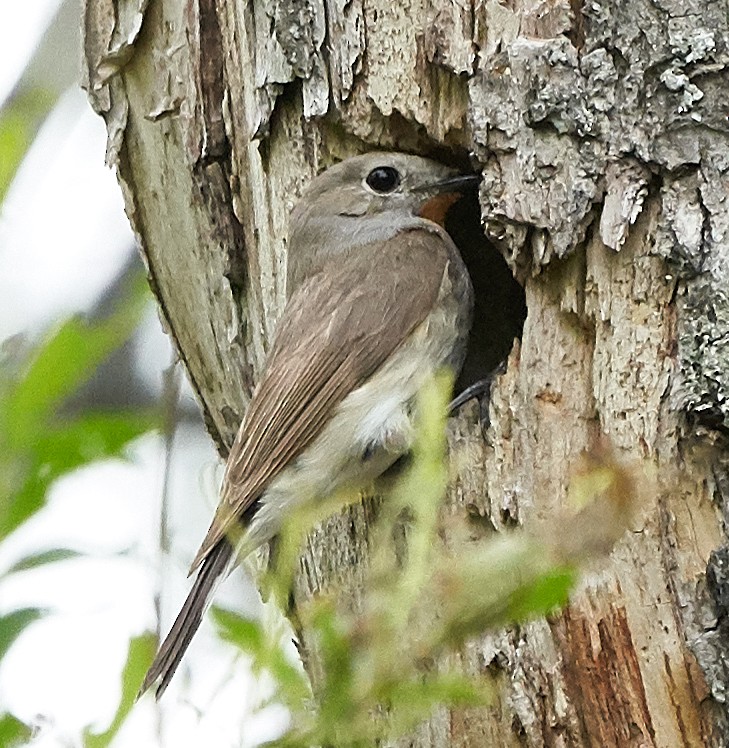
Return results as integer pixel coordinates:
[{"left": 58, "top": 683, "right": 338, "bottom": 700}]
[{"left": 0, "top": 3, "right": 285, "bottom": 745}]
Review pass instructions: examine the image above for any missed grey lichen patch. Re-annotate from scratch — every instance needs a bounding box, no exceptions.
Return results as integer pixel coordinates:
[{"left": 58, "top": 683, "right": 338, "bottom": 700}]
[
  {"left": 656, "top": 152, "right": 729, "bottom": 429},
  {"left": 688, "top": 565, "right": 729, "bottom": 736},
  {"left": 663, "top": 454, "right": 729, "bottom": 739},
  {"left": 465, "top": 0, "right": 729, "bottom": 434},
  {"left": 469, "top": 37, "right": 613, "bottom": 263},
  {"left": 468, "top": 0, "right": 729, "bottom": 260},
  {"left": 675, "top": 278, "right": 729, "bottom": 429}
]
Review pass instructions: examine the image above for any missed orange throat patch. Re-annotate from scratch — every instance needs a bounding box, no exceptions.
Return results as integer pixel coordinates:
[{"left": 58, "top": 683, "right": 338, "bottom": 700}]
[{"left": 418, "top": 193, "right": 460, "bottom": 226}]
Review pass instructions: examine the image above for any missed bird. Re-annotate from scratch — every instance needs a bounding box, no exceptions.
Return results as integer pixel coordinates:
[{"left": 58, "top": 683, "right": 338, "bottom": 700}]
[{"left": 140, "top": 152, "right": 478, "bottom": 698}]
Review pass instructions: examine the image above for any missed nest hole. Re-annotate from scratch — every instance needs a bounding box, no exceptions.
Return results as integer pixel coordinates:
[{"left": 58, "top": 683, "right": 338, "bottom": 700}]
[{"left": 444, "top": 191, "right": 527, "bottom": 396}]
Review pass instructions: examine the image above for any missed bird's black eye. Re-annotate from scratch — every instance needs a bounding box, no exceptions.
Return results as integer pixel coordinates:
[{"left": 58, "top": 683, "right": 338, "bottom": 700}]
[{"left": 365, "top": 166, "right": 401, "bottom": 194}]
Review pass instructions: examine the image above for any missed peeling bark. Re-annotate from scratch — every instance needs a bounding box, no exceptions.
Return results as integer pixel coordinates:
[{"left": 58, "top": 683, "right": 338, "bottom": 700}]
[{"left": 83, "top": 0, "right": 729, "bottom": 744}]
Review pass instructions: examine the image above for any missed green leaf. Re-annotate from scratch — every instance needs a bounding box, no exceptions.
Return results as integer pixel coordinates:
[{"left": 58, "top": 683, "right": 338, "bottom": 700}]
[
  {"left": 3, "top": 278, "right": 149, "bottom": 446},
  {"left": 506, "top": 567, "right": 576, "bottom": 621},
  {"left": 32, "top": 410, "right": 158, "bottom": 475},
  {"left": 0, "top": 608, "right": 44, "bottom": 660},
  {"left": 379, "top": 674, "right": 489, "bottom": 741},
  {"left": 1, "top": 409, "right": 157, "bottom": 539},
  {"left": 212, "top": 606, "right": 265, "bottom": 655},
  {"left": 0, "top": 713, "right": 31, "bottom": 747},
  {"left": 4, "top": 548, "right": 82, "bottom": 574},
  {"left": 0, "top": 470, "right": 46, "bottom": 544},
  {"left": 84, "top": 633, "right": 156, "bottom": 748},
  {"left": 212, "top": 607, "right": 309, "bottom": 707},
  {"left": 0, "top": 88, "right": 54, "bottom": 202},
  {"left": 387, "top": 674, "right": 484, "bottom": 711},
  {"left": 312, "top": 603, "right": 355, "bottom": 727}
]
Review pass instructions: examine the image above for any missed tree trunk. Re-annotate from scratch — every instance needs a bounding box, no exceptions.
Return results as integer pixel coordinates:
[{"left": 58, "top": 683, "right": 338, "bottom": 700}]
[{"left": 83, "top": 0, "right": 729, "bottom": 744}]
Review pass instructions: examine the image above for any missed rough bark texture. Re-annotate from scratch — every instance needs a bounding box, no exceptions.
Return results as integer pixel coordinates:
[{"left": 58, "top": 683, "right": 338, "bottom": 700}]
[{"left": 83, "top": 0, "right": 729, "bottom": 745}]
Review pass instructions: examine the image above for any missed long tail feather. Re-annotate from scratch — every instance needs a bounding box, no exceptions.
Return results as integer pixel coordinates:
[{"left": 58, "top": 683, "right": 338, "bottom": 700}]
[{"left": 139, "top": 541, "right": 234, "bottom": 699}]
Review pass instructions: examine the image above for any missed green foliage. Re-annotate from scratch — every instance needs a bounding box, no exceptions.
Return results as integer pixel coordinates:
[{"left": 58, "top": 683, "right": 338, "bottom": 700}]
[
  {"left": 0, "top": 609, "right": 44, "bottom": 662},
  {"left": 0, "top": 276, "right": 155, "bottom": 540},
  {"left": 210, "top": 375, "right": 638, "bottom": 746},
  {"left": 5, "top": 548, "right": 82, "bottom": 574},
  {"left": 0, "top": 713, "right": 31, "bottom": 747},
  {"left": 0, "top": 88, "right": 54, "bottom": 201},
  {"left": 212, "top": 607, "right": 310, "bottom": 710},
  {"left": 0, "top": 279, "right": 159, "bottom": 741},
  {"left": 0, "top": 610, "right": 45, "bottom": 741},
  {"left": 84, "top": 634, "right": 157, "bottom": 748}
]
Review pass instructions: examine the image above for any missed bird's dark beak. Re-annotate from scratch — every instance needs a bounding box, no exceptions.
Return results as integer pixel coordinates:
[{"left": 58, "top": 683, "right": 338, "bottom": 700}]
[
  {"left": 422, "top": 173, "right": 481, "bottom": 195},
  {"left": 416, "top": 173, "right": 481, "bottom": 226},
  {"left": 413, "top": 174, "right": 481, "bottom": 195}
]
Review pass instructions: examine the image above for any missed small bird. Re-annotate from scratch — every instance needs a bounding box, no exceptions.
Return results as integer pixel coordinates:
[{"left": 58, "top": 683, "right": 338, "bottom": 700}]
[{"left": 140, "top": 152, "right": 478, "bottom": 697}]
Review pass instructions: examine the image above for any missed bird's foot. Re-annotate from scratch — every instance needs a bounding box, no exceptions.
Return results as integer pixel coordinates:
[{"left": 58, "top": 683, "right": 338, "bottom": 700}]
[{"left": 449, "top": 362, "right": 506, "bottom": 434}]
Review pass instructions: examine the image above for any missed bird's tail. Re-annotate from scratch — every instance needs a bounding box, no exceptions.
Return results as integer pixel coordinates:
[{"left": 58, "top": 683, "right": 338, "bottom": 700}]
[{"left": 139, "top": 541, "right": 234, "bottom": 699}]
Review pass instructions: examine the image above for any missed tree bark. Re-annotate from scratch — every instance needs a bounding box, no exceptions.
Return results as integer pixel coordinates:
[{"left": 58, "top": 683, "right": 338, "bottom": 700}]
[{"left": 83, "top": 0, "right": 729, "bottom": 745}]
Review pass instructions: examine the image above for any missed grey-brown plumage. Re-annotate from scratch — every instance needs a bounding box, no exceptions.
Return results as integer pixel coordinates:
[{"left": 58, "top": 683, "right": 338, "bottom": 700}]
[{"left": 140, "top": 153, "right": 476, "bottom": 698}]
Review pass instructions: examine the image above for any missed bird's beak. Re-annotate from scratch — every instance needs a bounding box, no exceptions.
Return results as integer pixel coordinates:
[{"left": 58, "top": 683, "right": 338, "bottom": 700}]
[
  {"left": 416, "top": 172, "right": 481, "bottom": 226},
  {"left": 413, "top": 174, "right": 481, "bottom": 195},
  {"left": 418, "top": 173, "right": 481, "bottom": 195}
]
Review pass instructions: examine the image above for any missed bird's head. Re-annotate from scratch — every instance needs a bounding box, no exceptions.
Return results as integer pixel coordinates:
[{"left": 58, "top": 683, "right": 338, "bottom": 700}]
[{"left": 287, "top": 152, "right": 479, "bottom": 291}]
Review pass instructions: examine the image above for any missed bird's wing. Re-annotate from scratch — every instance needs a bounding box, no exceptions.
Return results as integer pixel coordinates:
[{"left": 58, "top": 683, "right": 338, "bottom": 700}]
[{"left": 189, "top": 228, "right": 451, "bottom": 571}]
